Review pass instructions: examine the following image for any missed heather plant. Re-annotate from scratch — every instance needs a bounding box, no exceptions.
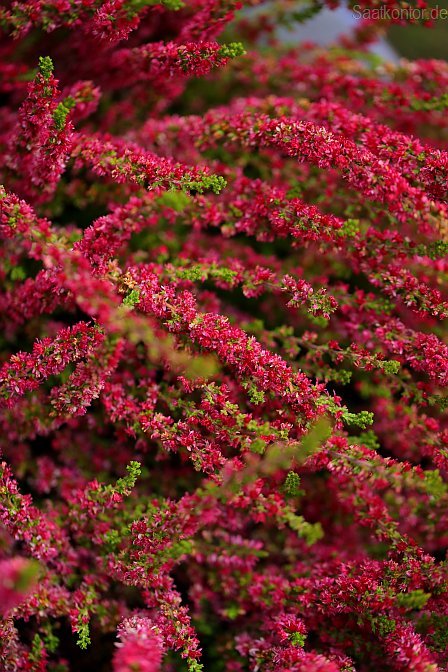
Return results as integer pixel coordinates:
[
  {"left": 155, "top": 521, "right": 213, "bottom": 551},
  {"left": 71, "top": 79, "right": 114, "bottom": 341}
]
[{"left": 0, "top": 1, "right": 447, "bottom": 671}]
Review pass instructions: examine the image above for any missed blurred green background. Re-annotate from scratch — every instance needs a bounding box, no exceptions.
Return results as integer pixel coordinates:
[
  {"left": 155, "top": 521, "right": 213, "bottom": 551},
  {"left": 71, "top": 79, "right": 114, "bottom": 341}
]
[{"left": 388, "top": 0, "right": 448, "bottom": 60}]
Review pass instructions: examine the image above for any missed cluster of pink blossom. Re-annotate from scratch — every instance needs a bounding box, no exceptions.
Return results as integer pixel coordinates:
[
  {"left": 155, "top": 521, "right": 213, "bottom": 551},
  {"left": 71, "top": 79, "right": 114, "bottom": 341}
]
[{"left": 0, "top": 1, "right": 447, "bottom": 671}]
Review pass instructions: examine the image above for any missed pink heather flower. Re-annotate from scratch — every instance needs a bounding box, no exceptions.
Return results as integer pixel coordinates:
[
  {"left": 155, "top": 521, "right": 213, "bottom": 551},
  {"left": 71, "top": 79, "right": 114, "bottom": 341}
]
[
  {"left": 0, "top": 557, "right": 39, "bottom": 616},
  {"left": 113, "top": 616, "right": 163, "bottom": 672}
]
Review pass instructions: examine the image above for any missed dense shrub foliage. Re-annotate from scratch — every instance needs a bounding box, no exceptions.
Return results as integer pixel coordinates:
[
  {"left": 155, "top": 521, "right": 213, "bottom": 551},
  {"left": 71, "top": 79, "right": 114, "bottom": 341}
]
[{"left": 0, "top": 1, "right": 448, "bottom": 670}]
